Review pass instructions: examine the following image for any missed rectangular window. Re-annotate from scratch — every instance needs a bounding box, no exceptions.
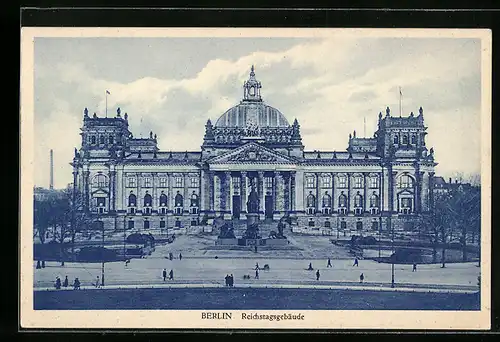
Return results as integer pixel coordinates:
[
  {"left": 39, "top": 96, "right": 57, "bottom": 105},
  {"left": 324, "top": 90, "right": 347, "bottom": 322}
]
[
  {"left": 371, "top": 221, "right": 379, "bottom": 230},
  {"left": 370, "top": 177, "right": 378, "bottom": 188},
  {"left": 91, "top": 136, "right": 96, "bottom": 145},
  {"left": 128, "top": 177, "right": 136, "bottom": 187},
  {"left": 308, "top": 220, "right": 315, "bottom": 227},
  {"left": 338, "top": 176, "right": 347, "bottom": 188},
  {"left": 265, "top": 177, "right": 273, "bottom": 188},
  {"left": 322, "top": 177, "right": 331, "bottom": 188},
  {"left": 232, "top": 177, "right": 240, "bottom": 190},
  {"left": 128, "top": 220, "right": 134, "bottom": 229},
  {"left": 190, "top": 177, "right": 199, "bottom": 188},
  {"left": 340, "top": 221, "right": 347, "bottom": 230},
  {"left": 144, "top": 177, "right": 151, "bottom": 187},
  {"left": 175, "top": 177, "right": 183, "bottom": 188},
  {"left": 306, "top": 177, "right": 315, "bottom": 188},
  {"left": 159, "top": 178, "right": 167, "bottom": 188},
  {"left": 160, "top": 220, "right": 166, "bottom": 228},
  {"left": 355, "top": 177, "right": 363, "bottom": 188},
  {"left": 144, "top": 220, "right": 150, "bottom": 229}
]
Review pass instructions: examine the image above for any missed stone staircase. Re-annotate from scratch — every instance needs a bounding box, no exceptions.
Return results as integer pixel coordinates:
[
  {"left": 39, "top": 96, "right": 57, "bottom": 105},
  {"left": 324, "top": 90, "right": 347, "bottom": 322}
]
[{"left": 230, "top": 218, "right": 279, "bottom": 238}]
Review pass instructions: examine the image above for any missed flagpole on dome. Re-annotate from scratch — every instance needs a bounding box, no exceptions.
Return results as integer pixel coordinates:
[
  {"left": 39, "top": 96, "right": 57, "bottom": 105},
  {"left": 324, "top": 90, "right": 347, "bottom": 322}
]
[{"left": 105, "top": 90, "right": 111, "bottom": 118}]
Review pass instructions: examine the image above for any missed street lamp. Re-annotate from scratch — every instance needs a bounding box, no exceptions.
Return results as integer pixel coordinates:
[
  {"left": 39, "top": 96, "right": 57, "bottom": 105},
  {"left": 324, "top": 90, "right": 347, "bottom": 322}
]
[{"left": 390, "top": 216, "right": 395, "bottom": 288}]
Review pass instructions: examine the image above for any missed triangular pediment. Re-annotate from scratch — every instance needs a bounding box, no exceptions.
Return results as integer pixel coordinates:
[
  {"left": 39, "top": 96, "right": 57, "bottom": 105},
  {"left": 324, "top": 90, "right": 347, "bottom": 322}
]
[{"left": 209, "top": 143, "right": 296, "bottom": 164}]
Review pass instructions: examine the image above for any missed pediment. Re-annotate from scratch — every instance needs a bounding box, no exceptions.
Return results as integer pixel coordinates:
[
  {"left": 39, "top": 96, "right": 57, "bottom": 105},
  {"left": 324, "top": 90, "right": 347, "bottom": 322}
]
[{"left": 209, "top": 143, "right": 296, "bottom": 164}]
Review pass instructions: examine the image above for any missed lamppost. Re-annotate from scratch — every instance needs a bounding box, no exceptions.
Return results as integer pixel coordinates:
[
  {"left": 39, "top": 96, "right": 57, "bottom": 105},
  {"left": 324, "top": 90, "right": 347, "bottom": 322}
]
[{"left": 378, "top": 213, "right": 382, "bottom": 258}]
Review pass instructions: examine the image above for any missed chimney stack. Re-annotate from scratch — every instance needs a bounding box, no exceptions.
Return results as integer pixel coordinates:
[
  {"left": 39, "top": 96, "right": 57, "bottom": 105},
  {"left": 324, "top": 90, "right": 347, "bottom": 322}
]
[{"left": 49, "top": 149, "right": 54, "bottom": 190}]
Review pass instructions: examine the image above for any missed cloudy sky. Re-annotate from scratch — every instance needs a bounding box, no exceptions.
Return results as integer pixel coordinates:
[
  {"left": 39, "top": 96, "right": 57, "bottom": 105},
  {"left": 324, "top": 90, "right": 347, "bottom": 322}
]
[{"left": 33, "top": 36, "right": 482, "bottom": 189}]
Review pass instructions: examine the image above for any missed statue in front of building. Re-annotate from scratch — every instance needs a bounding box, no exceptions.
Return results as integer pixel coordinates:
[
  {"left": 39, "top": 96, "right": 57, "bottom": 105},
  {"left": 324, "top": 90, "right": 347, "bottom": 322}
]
[{"left": 246, "top": 184, "right": 259, "bottom": 214}]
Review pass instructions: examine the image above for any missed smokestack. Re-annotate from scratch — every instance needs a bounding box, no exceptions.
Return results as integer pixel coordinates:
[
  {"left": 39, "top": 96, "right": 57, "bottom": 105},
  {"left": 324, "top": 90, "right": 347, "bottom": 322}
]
[{"left": 49, "top": 149, "right": 54, "bottom": 190}]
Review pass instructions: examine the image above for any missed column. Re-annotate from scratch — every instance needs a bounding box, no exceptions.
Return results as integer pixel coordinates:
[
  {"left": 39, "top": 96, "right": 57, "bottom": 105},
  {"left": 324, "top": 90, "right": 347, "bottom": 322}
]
[
  {"left": 209, "top": 171, "right": 215, "bottom": 212},
  {"left": 137, "top": 173, "right": 142, "bottom": 213},
  {"left": 83, "top": 168, "right": 90, "bottom": 212},
  {"left": 214, "top": 172, "right": 221, "bottom": 212},
  {"left": 295, "top": 170, "right": 304, "bottom": 213},
  {"left": 168, "top": 173, "right": 173, "bottom": 211},
  {"left": 275, "top": 171, "right": 284, "bottom": 212},
  {"left": 151, "top": 172, "right": 156, "bottom": 213},
  {"left": 241, "top": 171, "right": 247, "bottom": 214},
  {"left": 200, "top": 170, "right": 206, "bottom": 212},
  {"left": 428, "top": 172, "right": 435, "bottom": 211},
  {"left": 272, "top": 172, "right": 278, "bottom": 211},
  {"left": 290, "top": 171, "right": 296, "bottom": 213},
  {"left": 347, "top": 173, "right": 351, "bottom": 213},
  {"left": 390, "top": 170, "right": 397, "bottom": 213},
  {"left": 258, "top": 171, "right": 265, "bottom": 214},
  {"left": 382, "top": 164, "right": 390, "bottom": 212},
  {"left": 183, "top": 173, "right": 189, "bottom": 213},
  {"left": 224, "top": 171, "right": 231, "bottom": 213},
  {"left": 116, "top": 166, "right": 123, "bottom": 212},
  {"left": 284, "top": 172, "right": 291, "bottom": 212},
  {"left": 109, "top": 169, "right": 116, "bottom": 212},
  {"left": 315, "top": 173, "right": 320, "bottom": 213},
  {"left": 363, "top": 172, "right": 368, "bottom": 213},
  {"left": 331, "top": 172, "right": 336, "bottom": 209},
  {"left": 415, "top": 171, "right": 424, "bottom": 213}
]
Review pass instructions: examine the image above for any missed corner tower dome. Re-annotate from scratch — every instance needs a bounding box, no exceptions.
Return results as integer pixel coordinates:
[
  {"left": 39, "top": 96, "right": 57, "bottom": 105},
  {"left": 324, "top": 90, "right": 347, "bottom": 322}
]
[{"left": 214, "top": 66, "right": 290, "bottom": 128}]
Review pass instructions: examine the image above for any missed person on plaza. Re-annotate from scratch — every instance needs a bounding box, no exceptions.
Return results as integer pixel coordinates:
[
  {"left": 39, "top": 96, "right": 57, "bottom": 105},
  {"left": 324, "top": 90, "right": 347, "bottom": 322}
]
[
  {"left": 54, "top": 277, "right": 61, "bottom": 290},
  {"left": 41, "top": 260, "right": 46, "bottom": 268},
  {"left": 327, "top": 258, "right": 332, "bottom": 268},
  {"left": 169, "top": 252, "right": 173, "bottom": 261},
  {"left": 73, "top": 278, "right": 81, "bottom": 290},
  {"left": 63, "top": 276, "right": 69, "bottom": 288},
  {"left": 125, "top": 259, "right": 130, "bottom": 267},
  {"left": 316, "top": 269, "right": 320, "bottom": 281},
  {"left": 179, "top": 253, "right": 183, "bottom": 261},
  {"left": 359, "top": 273, "right": 364, "bottom": 283},
  {"left": 169, "top": 269, "right": 174, "bottom": 280},
  {"left": 162, "top": 268, "right": 167, "bottom": 281},
  {"left": 353, "top": 258, "right": 359, "bottom": 267},
  {"left": 95, "top": 276, "right": 101, "bottom": 288},
  {"left": 255, "top": 269, "right": 259, "bottom": 279},
  {"left": 230, "top": 274, "right": 234, "bottom": 287},
  {"left": 225, "top": 274, "right": 229, "bottom": 286},
  {"left": 255, "top": 262, "right": 259, "bottom": 270},
  {"left": 308, "top": 263, "right": 314, "bottom": 271},
  {"left": 36, "top": 260, "right": 41, "bottom": 269},
  {"left": 254, "top": 245, "right": 258, "bottom": 253},
  {"left": 412, "top": 263, "right": 417, "bottom": 272}
]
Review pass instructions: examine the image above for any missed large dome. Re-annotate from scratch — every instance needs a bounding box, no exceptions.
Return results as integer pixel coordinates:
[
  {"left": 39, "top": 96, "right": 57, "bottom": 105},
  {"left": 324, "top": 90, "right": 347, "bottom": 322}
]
[
  {"left": 214, "top": 65, "right": 290, "bottom": 128},
  {"left": 215, "top": 101, "right": 289, "bottom": 128}
]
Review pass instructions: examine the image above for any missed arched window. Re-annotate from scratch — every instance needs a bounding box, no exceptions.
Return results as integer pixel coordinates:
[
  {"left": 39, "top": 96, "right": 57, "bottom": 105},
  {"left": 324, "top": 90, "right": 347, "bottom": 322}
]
[
  {"left": 402, "top": 134, "right": 409, "bottom": 145},
  {"left": 356, "top": 221, "right": 363, "bottom": 230},
  {"left": 144, "top": 194, "right": 152, "bottom": 207},
  {"left": 91, "top": 135, "right": 96, "bottom": 144},
  {"left": 393, "top": 135, "right": 399, "bottom": 144},
  {"left": 159, "top": 193, "right": 168, "bottom": 206},
  {"left": 354, "top": 194, "right": 363, "bottom": 207},
  {"left": 108, "top": 135, "right": 114, "bottom": 144},
  {"left": 190, "top": 192, "right": 199, "bottom": 207},
  {"left": 99, "top": 135, "right": 105, "bottom": 144},
  {"left": 128, "top": 193, "right": 137, "bottom": 207},
  {"left": 370, "top": 194, "right": 379, "bottom": 207},
  {"left": 398, "top": 175, "right": 414, "bottom": 189},
  {"left": 322, "top": 193, "right": 332, "bottom": 207},
  {"left": 175, "top": 192, "right": 184, "bottom": 207},
  {"left": 93, "top": 174, "right": 108, "bottom": 188},
  {"left": 411, "top": 134, "right": 417, "bottom": 144},
  {"left": 338, "top": 194, "right": 347, "bottom": 207},
  {"left": 306, "top": 193, "right": 316, "bottom": 207}
]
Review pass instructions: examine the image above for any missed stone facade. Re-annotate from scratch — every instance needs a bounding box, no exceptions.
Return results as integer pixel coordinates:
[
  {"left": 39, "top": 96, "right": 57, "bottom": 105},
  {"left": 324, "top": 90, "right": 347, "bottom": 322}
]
[{"left": 71, "top": 66, "right": 437, "bottom": 235}]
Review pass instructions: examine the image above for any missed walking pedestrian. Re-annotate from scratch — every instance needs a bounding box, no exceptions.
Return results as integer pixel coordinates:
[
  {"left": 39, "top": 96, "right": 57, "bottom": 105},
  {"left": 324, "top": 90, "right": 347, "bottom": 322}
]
[
  {"left": 95, "top": 276, "right": 101, "bottom": 288},
  {"left": 63, "top": 276, "right": 69, "bottom": 288},
  {"left": 353, "top": 258, "right": 359, "bottom": 267},
  {"left": 359, "top": 273, "right": 364, "bottom": 283},
  {"left": 412, "top": 263, "right": 417, "bottom": 272},
  {"left": 327, "top": 258, "right": 332, "bottom": 268},
  {"left": 73, "top": 278, "right": 81, "bottom": 290},
  {"left": 179, "top": 253, "right": 183, "bottom": 261},
  {"left": 36, "top": 260, "right": 41, "bottom": 269},
  {"left": 162, "top": 268, "right": 167, "bottom": 281},
  {"left": 255, "top": 269, "right": 259, "bottom": 279},
  {"left": 54, "top": 277, "right": 61, "bottom": 290},
  {"left": 308, "top": 262, "right": 313, "bottom": 271},
  {"left": 316, "top": 269, "right": 320, "bottom": 281},
  {"left": 169, "top": 269, "right": 174, "bottom": 280},
  {"left": 255, "top": 262, "right": 259, "bottom": 270}
]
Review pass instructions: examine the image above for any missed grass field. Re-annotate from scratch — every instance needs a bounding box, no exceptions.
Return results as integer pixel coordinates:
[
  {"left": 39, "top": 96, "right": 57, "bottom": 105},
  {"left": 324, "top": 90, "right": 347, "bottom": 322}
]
[{"left": 34, "top": 287, "right": 480, "bottom": 310}]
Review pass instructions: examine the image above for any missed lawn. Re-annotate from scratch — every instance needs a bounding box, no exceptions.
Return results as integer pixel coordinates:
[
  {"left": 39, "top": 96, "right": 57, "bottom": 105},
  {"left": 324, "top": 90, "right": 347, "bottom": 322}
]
[{"left": 34, "top": 287, "right": 480, "bottom": 311}]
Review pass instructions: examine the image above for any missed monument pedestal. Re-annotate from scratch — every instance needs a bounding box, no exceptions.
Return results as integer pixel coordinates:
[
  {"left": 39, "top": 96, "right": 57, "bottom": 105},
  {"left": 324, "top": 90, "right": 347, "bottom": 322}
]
[{"left": 246, "top": 213, "right": 259, "bottom": 227}]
